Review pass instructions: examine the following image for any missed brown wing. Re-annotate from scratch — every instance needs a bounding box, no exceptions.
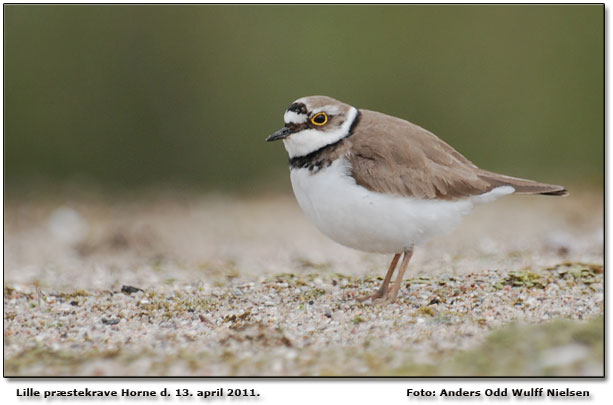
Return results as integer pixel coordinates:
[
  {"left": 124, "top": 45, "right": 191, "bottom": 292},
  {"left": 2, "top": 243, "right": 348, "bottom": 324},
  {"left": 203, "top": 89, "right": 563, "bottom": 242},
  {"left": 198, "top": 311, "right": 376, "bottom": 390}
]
[{"left": 348, "top": 110, "right": 567, "bottom": 200}]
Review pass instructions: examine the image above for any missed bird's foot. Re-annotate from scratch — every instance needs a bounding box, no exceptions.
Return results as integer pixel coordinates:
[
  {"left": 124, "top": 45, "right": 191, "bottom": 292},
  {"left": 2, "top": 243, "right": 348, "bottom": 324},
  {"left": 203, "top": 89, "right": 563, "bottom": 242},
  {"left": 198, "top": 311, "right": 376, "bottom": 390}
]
[
  {"left": 355, "top": 290, "right": 386, "bottom": 303},
  {"left": 356, "top": 293, "right": 381, "bottom": 303},
  {"left": 363, "top": 289, "right": 400, "bottom": 305},
  {"left": 356, "top": 289, "right": 400, "bottom": 305},
  {"left": 357, "top": 294, "right": 397, "bottom": 305},
  {"left": 373, "top": 296, "right": 397, "bottom": 306}
]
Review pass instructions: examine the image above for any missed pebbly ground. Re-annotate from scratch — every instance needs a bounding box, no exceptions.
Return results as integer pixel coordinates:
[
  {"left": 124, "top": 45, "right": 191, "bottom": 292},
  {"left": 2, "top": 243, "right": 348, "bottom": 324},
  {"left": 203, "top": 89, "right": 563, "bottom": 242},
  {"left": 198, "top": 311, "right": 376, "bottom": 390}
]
[{"left": 3, "top": 188, "right": 604, "bottom": 376}]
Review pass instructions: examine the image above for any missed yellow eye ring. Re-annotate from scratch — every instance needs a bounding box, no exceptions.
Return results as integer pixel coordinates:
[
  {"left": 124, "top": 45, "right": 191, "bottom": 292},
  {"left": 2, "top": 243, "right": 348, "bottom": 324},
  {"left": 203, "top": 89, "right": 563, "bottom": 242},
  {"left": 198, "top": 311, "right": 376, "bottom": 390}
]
[{"left": 310, "top": 112, "right": 328, "bottom": 126}]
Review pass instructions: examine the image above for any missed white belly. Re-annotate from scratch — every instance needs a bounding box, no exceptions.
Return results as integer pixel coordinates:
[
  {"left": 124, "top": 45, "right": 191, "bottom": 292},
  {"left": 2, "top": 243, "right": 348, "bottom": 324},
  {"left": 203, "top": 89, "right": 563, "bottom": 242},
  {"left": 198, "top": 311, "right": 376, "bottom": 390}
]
[{"left": 290, "top": 158, "right": 513, "bottom": 254}]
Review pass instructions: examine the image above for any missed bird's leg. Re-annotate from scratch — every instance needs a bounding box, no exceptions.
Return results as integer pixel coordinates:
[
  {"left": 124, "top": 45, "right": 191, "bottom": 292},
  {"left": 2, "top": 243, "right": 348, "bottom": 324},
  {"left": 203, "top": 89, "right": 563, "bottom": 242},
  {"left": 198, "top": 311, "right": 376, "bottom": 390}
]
[
  {"left": 373, "top": 253, "right": 402, "bottom": 298},
  {"left": 356, "top": 253, "right": 401, "bottom": 302},
  {"left": 380, "top": 246, "right": 414, "bottom": 305}
]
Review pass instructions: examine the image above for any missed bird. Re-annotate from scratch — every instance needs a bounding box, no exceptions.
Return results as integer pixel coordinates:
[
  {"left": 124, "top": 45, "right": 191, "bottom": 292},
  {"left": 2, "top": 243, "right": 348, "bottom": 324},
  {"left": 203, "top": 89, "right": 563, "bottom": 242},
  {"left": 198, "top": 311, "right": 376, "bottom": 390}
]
[{"left": 266, "top": 96, "right": 567, "bottom": 304}]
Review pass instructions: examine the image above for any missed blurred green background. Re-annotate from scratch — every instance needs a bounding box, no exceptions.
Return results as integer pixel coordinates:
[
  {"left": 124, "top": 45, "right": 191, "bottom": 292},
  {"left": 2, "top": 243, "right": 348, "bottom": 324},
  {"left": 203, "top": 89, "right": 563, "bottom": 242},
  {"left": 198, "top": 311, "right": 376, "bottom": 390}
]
[{"left": 4, "top": 4, "right": 603, "bottom": 194}]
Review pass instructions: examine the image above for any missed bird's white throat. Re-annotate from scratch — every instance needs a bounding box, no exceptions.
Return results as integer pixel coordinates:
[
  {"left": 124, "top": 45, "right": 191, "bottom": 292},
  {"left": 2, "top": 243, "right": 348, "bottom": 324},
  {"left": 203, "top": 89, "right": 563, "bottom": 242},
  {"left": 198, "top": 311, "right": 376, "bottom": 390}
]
[{"left": 282, "top": 106, "right": 359, "bottom": 158}]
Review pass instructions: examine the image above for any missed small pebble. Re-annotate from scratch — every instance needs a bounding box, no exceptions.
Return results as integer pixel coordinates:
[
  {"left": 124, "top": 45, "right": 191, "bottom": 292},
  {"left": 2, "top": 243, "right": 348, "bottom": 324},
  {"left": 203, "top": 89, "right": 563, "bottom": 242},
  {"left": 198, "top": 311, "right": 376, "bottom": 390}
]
[{"left": 121, "top": 285, "right": 144, "bottom": 295}]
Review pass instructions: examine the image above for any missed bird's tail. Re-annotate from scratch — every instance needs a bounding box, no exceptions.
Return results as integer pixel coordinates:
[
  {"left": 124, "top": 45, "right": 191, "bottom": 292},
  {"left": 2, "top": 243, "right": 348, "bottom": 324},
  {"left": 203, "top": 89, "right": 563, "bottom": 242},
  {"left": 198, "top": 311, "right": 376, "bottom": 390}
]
[{"left": 477, "top": 170, "right": 568, "bottom": 196}]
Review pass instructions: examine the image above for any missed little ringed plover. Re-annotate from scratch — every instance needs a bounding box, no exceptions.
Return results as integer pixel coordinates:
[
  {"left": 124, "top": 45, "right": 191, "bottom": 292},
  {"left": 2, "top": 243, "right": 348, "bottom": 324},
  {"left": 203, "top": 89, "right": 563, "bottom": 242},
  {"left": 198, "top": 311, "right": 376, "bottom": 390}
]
[{"left": 266, "top": 95, "right": 567, "bottom": 304}]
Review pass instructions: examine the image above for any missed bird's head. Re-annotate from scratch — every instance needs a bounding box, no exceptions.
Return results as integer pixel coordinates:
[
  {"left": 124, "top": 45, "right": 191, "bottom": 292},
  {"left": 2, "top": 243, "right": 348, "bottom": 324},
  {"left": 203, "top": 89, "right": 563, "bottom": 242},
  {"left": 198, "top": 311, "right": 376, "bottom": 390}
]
[{"left": 266, "top": 96, "right": 359, "bottom": 158}]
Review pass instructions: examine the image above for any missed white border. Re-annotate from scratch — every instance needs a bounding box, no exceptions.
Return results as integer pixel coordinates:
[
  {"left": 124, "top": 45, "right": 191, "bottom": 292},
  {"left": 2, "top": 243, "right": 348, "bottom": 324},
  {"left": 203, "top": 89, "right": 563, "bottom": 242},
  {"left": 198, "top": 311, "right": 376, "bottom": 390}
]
[{"left": 1, "top": 2, "right": 607, "bottom": 404}]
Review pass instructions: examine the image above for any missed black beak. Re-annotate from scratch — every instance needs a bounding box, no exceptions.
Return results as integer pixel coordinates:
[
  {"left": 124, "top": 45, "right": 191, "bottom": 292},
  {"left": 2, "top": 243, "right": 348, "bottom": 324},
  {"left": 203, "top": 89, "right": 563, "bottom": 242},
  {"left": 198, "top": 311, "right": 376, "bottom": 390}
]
[{"left": 266, "top": 126, "right": 293, "bottom": 142}]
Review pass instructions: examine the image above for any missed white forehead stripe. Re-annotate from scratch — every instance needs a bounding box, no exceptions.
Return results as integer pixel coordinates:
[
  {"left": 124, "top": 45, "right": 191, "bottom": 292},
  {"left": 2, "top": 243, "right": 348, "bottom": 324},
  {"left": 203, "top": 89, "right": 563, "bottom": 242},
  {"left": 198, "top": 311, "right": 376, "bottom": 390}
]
[{"left": 284, "top": 110, "right": 308, "bottom": 124}]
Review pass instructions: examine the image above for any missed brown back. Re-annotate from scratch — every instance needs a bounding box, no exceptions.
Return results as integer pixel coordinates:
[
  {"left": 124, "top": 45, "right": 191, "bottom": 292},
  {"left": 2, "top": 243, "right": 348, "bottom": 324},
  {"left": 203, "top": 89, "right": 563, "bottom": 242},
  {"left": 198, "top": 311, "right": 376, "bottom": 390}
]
[{"left": 347, "top": 110, "right": 567, "bottom": 200}]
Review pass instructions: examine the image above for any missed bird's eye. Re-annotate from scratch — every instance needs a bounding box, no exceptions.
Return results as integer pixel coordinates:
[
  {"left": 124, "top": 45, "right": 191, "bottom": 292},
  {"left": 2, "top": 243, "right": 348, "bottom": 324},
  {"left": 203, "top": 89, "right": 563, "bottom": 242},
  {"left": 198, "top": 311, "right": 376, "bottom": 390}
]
[{"left": 310, "top": 112, "right": 328, "bottom": 126}]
